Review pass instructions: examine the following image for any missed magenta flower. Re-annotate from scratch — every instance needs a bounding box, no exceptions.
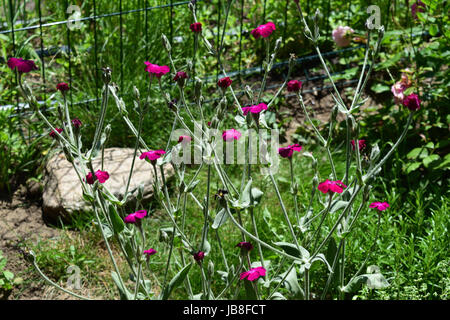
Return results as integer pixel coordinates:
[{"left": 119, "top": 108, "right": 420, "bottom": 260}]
[
  {"left": 140, "top": 150, "right": 166, "bottom": 161},
  {"left": 56, "top": 82, "right": 70, "bottom": 92},
  {"left": 190, "top": 22, "right": 202, "bottom": 33},
  {"left": 332, "top": 26, "right": 354, "bottom": 47},
  {"left": 287, "top": 80, "right": 302, "bottom": 92},
  {"left": 402, "top": 93, "right": 421, "bottom": 111},
  {"left": 278, "top": 144, "right": 302, "bottom": 158},
  {"left": 85, "top": 170, "right": 110, "bottom": 185},
  {"left": 49, "top": 127, "right": 63, "bottom": 139},
  {"left": 240, "top": 267, "right": 266, "bottom": 281},
  {"left": 71, "top": 118, "right": 82, "bottom": 129},
  {"left": 411, "top": 0, "right": 426, "bottom": 20},
  {"left": 124, "top": 210, "right": 148, "bottom": 224},
  {"left": 251, "top": 22, "right": 276, "bottom": 39},
  {"left": 318, "top": 179, "right": 347, "bottom": 194},
  {"left": 222, "top": 129, "right": 241, "bottom": 141},
  {"left": 242, "top": 103, "right": 268, "bottom": 116},
  {"left": 7, "top": 57, "right": 38, "bottom": 73},
  {"left": 178, "top": 135, "right": 192, "bottom": 143},
  {"left": 143, "top": 248, "right": 157, "bottom": 257},
  {"left": 369, "top": 202, "right": 390, "bottom": 211},
  {"left": 217, "top": 76, "right": 232, "bottom": 89},
  {"left": 236, "top": 242, "right": 253, "bottom": 252},
  {"left": 351, "top": 139, "right": 366, "bottom": 151},
  {"left": 144, "top": 62, "right": 170, "bottom": 78},
  {"left": 193, "top": 251, "right": 205, "bottom": 262}
]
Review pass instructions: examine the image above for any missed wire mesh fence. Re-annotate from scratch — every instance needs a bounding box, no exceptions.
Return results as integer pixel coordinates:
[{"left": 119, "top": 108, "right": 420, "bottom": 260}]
[{"left": 0, "top": 0, "right": 399, "bottom": 122}]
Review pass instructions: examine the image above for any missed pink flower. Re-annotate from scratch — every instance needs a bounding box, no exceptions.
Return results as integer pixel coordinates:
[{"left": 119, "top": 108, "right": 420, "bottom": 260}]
[
  {"left": 222, "top": 129, "right": 241, "bottom": 141},
  {"left": 351, "top": 139, "right": 366, "bottom": 151},
  {"left": 240, "top": 267, "right": 266, "bottom": 281},
  {"left": 369, "top": 202, "right": 390, "bottom": 211},
  {"left": 85, "top": 170, "right": 110, "bottom": 185},
  {"left": 7, "top": 57, "right": 38, "bottom": 73},
  {"left": 193, "top": 251, "right": 205, "bottom": 262},
  {"left": 332, "top": 26, "right": 354, "bottom": 47},
  {"left": 144, "top": 62, "right": 170, "bottom": 78},
  {"left": 143, "top": 248, "right": 157, "bottom": 257},
  {"left": 411, "top": 1, "right": 426, "bottom": 20},
  {"left": 56, "top": 82, "right": 70, "bottom": 92},
  {"left": 124, "top": 210, "right": 148, "bottom": 224},
  {"left": 391, "top": 81, "right": 408, "bottom": 104},
  {"left": 242, "top": 103, "right": 268, "bottom": 116},
  {"left": 140, "top": 150, "right": 166, "bottom": 161},
  {"left": 49, "top": 127, "right": 63, "bottom": 139},
  {"left": 178, "top": 135, "right": 192, "bottom": 143},
  {"left": 402, "top": 93, "right": 421, "bottom": 111},
  {"left": 318, "top": 179, "right": 347, "bottom": 194},
  {"left": 217, "top": 77, "right": 232, "bottom": 89},
  {"left": 251, "top": 22, "right": 276, "bottom": 39},
  {"left": 278, "top": 144, "right": 302, "bottom": 158},
  {"left": 190, "top": 22, "right": 202, "bottom": 33},
  {"left": 287, "top": 80, "right": 302, "bottom": 92},
  {"left": 71, "top": 118, "right": 82, "bottom": 129},
  {"left": 236, "top": 242, "right": 253, "bottom": 252}
]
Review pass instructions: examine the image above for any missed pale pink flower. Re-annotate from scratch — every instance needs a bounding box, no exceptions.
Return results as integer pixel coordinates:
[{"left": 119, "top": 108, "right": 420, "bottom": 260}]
[{"left": 332, "top": 26, "right": 354, "bottom": 47}]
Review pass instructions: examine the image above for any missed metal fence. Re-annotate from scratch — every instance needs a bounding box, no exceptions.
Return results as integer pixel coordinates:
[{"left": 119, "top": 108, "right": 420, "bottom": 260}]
[{"left": 1, "top": 0, "right": 397, "bottom": 117}]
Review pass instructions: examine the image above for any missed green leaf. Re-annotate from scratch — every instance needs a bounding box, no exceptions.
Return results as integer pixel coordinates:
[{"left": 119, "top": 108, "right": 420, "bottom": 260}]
[
  {"left": 429, "top": 24, "right": 439, "bottom": 36},
  {"left": 111, "top": 271, "right": 132, "bottom": 300},
  {"left": 370, "top": 83, "right": 390, "bottom": 93},
  {"left": 274, "top": 242, "right": 309, "bottom": 260},
  {"left": 407, "top": 147, "right": 428, "bottom": 160},
  {"left": 3, "top": 271, "right": 14, "bottom": 281},
  {"left": 273, "top": 266, "right": 303, "bottom": 297},
  {"left": 423, "top": 154, "right": 440, "bottom": 168},
  {"left": 160, "top": 263, "right": 193, "bottom": 300},
  {"left": 108, "top": 205, "right": 125, "bottom": 234},
  {"left": 244, "top": 278, "right": 258, "bottom": 300},
  {"left": 404, "top": 162, "right": 421, "bottom": 174},
  {"left": 330, "top": 200, "right": 349, "bottom": 213},
  {"left": 212, "top": 209, "right": 229, "bottom": 229}
]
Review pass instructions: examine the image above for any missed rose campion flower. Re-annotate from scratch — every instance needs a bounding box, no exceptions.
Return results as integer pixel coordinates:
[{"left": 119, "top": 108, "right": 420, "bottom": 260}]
[
  {"left": 351, "top": 139, "right": 366, "bottom": 151},
  {"left": 144, "top": 62, "right": 170, "bottom": 78},
  {"left": 7, "top": 57, "right": 38, "bottom": 73},
  {"left": 236, "top": 242, "right": 253, "bottom": 252},
  {"left": 178, "top": 135, "right": 192, "bottom": 143},
  {"left": 287, "top": 80, "right": 302, "bottom": 92},
  {"left": 251, "top": 22, "right": 276, "bottom": 39},
  {"left": 190, "top": 22, "right": 202, "bottom": 33},
  {"left": 71, "top": 118, "right": 82, "bottom": 129},
  {"left": 140, "top": 150, "right": 166, "bottom": 161},
  {"left": 193, "top": 251, "right": 205, "bottom": 262},
  {"left": 85, "top": 170, "right": 110, "bottom": 185},
  {"left": 240, "top": 267, "right": 266, "bottom": 281},
  {"left": 278, "top": 144, "right": 302, "bottom": 158},
  {"left": 124, "top": 210, "right": 148, "bottom": 224},
  {"left": 411, "top": 0, "right": 426, "bottom": 20},
  {"left": 143, "top": 248, "right": 157, "bottom": 257},
  {"left": 369, "top": 202, "right": 390, "bottom": 211},
  {"left": 242, "top": 103, "right": 268, "bottom": 116},
  {"left": 318, "top": 179, "right": 347, "bottom": 194},
  {"left": 332, "top": 26, "right": 354, "bottom": 47},
  {"left": 222, "top": 129, "right": 241, "bottom": 141},
  {"left": 217, "top": 76, "right": 232, "bottom": 89},
  {"left": 49, "top": 127, "right": 63, "bottom": 139},
  {"left": 56, "top": 82, "right": 70, "bottom": 92},
  {"left": 402, "top": 93, "right": 421, "bottom": 111}
]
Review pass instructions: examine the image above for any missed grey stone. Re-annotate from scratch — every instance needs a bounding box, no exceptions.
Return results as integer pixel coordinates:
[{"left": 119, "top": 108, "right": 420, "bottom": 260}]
[{"left": 42, "top": 147, "right": 174, "bottom": 222}]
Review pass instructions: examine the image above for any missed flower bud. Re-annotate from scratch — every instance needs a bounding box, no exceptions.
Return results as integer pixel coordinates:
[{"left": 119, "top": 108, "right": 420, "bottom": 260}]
[
  {"left": 194, "top": 77, "right": 203, "bottom": 100},
  {"left": 208, "top": 260, "right": 214, "bottom": 277},
  {"left": 133, "top": 86, "right": 140, "bottom": 100},
  {"left": 162, "top": 34, "right": 171, "bottom": 53},
  {"left": 101, "top": 67, "right": 112, "bottom": 84}
]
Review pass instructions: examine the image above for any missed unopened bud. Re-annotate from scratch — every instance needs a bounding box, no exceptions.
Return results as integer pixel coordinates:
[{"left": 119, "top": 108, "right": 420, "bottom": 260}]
[
  {"left": 101, "top": 67, "right": 112, "bottom": 84},
  {"left": 162, "top": 34, "right": 171, "bottom": 52},
  {"left": 133, "top": 86, "right": 140, "bottom": 100},
  {"left": 194, "top": 77, "right": 203, "bottom": 100}
]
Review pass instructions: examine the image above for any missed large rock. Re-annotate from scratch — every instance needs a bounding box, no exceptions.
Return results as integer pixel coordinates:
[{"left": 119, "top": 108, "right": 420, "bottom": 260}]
[{"left": 42, "top": 147, "right": 174, "bottom": 222}]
